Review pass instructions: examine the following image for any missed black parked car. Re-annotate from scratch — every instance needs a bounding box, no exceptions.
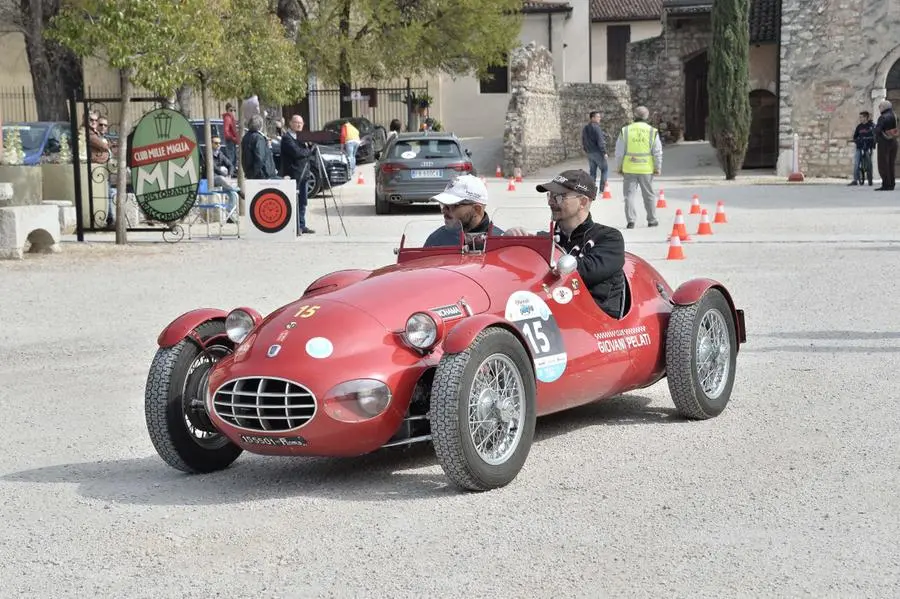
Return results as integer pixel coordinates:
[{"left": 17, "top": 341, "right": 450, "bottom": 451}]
[{"left": 321, "top": 116, "right": 387, "bottom": 165}]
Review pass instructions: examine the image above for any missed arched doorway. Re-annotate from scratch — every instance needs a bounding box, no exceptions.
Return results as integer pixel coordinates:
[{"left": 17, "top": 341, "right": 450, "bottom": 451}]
[
  {"left": 744, "top": 89, "right": 778, "bottom": 169},
  {"left": 887, "top": 59, "right": 900, "bottom": 167},
  {"left": 683, "top": 51, "right": 708, "bottom": 141}
]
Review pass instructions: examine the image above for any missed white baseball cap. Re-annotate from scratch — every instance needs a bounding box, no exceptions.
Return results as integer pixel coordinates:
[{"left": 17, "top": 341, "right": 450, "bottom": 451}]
[{"left": 431, "top": 174, "right": 489, "bottom": 206}]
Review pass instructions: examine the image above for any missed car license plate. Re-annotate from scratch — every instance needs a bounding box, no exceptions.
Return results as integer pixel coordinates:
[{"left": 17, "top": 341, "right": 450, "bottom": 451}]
[{"left": 411, "top": 169, "right": 443, "bottom": 178}]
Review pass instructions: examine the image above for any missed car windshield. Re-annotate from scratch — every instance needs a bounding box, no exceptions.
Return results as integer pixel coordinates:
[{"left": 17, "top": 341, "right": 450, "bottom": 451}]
[
  {"left": 324, "top": 119, "right": 371, "bottom": 135},
  {"left": 388, "top": 139, "right": 461, "bottom": 159},
  {"left": 2, "top": 124, "right": 49, "bottom": 152}
]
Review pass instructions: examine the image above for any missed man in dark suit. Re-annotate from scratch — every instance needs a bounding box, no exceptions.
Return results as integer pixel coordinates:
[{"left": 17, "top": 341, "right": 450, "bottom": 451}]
[
  {"left": 874, "top": 100, "right": 898, "bottom": 191},
  {"left": 280, "top": 114, "right": 315, "bottom": 235}
]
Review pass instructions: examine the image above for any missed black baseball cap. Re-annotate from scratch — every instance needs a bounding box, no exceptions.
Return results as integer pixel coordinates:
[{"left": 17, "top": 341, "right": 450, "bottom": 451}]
[{"left": 536, "top": 169, "right": 597, "bottom": 200}]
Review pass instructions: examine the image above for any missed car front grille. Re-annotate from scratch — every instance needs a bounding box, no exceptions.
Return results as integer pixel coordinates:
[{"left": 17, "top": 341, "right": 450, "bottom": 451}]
[
  {"left": 325, "top": 163, "right": 350, "bottom": 185},
  {"left": 212, "top": 377, "right": 316, "bottom": 432}
]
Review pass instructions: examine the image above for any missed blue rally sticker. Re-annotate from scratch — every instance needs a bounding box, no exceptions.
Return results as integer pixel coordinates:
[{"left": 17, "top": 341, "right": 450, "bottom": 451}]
[{"left": 504, "top": 290, "right": 567, "bottom": 383}]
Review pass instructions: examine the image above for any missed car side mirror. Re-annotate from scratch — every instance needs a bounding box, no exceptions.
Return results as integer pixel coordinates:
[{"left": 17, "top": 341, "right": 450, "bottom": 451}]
[
  {"left": 464, "top": 149, "right": 472, "bottom": 157},
  {"left": 553, "top": 254, "right": 577, "bottom": 277}
]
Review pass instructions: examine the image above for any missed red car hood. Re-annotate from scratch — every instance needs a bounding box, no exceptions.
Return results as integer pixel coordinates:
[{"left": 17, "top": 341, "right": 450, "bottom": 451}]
[{"left": 306, "top": 264, "right": 492, "bottom": 330}]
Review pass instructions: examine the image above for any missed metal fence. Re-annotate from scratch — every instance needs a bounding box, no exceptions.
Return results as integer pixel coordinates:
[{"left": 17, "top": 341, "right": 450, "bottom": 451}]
[
  {"left": 0, "top": 86, "right": 40, "bottom": 122},
  {"left": 303, "top": 85, "right": 430, "bottom": 130},
  {"left": 0, "top": 85, "right": 231, "bottom": 125},
  {"left": 2, "top": 83, "right": 430, "bottom": 132}
]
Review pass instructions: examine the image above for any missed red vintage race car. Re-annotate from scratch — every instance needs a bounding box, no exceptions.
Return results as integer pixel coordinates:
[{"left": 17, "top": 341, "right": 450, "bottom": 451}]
[{"left": 145, "top": 220, "right": 746, "bottom": 492}]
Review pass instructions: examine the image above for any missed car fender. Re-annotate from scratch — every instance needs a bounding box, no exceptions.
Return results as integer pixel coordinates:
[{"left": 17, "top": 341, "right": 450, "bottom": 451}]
[
  {"left": 671, "top": 278, "right": 746, "bottom": 345},
  {"left": 157, "top": 308, "right": 229, "bottom": 348},
  {"left": 441, "top": 314, "right": 536, "bottom": 374}
]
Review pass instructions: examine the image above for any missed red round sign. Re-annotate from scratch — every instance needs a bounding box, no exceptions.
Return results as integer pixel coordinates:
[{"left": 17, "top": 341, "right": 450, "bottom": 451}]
[{"left": 249, "top": 189, "right": 293, "bottom": 233}]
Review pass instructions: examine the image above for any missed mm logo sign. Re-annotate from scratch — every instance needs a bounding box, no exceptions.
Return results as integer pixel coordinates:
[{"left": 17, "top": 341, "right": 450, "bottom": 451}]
[{"left": 129, "top": 108, "right": 200, "bottom": 222}]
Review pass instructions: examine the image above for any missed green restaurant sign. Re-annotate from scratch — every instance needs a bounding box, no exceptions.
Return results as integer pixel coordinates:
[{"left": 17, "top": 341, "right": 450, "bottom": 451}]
[{"left": 129, "top": 108, "right": 200, "bottom": 222}]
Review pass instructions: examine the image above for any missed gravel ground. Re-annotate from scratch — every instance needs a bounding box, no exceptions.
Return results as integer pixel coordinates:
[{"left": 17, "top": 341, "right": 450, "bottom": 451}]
[{"left": 1, "top": 166, "right": 899, "bottom": 598}]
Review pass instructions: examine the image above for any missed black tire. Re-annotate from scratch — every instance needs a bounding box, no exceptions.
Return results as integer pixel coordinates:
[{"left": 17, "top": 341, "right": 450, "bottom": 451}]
[
  {"left": 375, "top": 193, "right": 392, "bottom": 215},
  {"left": 665, "top": 288, "right": 738, "bottom": 419},
  {"left": 306, "top": 169, "right": 322, "bottom": 198},
  {"left": 145, "top": 320, "right": 243, "bottom": 473},
  {"left": 430, "top": 327, "right": 537, "bottom": 491}
]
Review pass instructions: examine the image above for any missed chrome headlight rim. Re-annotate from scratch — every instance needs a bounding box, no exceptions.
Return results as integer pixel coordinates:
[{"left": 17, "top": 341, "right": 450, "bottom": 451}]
[
  {"left": 225, "top": 308, "right": 258, "bottom": 344},
  {"left": 404, "top": 311, "right": 440, "bottom": 350}
]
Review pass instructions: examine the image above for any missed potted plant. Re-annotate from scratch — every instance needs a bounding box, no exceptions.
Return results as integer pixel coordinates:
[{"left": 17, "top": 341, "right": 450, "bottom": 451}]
[
  {"left": 416, "top": 93, "right": 432, "bottom": 116},
  {"left": 0, "top": 126, "right": 43, "bottom": 206}
]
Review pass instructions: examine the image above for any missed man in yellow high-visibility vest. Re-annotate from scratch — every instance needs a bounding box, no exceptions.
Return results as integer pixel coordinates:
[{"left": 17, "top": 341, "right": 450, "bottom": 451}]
[{"left": 614, "top": 106, "right": 663, "bottom": 229}]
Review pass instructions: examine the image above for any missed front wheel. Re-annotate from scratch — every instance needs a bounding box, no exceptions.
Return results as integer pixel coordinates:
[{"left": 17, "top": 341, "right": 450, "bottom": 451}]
[
  {"left": 145, "top": 320, "right": 242, "bottom": 473},
  {"left": 665, "top": 288, "right": 738, "bottom": 419},
  {"left": 430, "top": 327, "right": 537, "bottom": 491},
  {"left": 306, "top": 169, "right": 322, "bottom": 198}
]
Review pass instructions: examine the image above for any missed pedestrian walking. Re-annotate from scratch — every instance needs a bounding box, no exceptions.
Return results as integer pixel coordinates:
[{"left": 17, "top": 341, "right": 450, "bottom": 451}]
[
  {"left": 614, "top": 106, "right": 663, "bottom": 229},
  {"left": 581, "top": 111, "right": 608, "bottom": 197}
]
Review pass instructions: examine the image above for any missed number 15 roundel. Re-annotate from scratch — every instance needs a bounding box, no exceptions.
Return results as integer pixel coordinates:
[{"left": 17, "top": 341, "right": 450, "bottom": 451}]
[{"left": 504, "top": 290, "right": 568, "bottom": 383}]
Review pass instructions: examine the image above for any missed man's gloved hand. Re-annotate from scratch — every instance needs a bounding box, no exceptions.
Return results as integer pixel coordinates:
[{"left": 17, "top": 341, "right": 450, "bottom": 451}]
[{"left": 503, "top": 226, "right": 530, "bottom": 236}]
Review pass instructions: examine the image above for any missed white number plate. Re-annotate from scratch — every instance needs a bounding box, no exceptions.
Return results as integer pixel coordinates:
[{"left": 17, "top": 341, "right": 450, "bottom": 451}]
[{"left": 411, "top": 169, "right": 443, "bottom": 178}]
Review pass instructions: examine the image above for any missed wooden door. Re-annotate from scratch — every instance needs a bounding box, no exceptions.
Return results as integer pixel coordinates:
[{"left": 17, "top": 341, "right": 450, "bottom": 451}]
[
  {"left": 683, "top": 51, "right": 709, "bottom": 141},
  {"left": 744, "top": 89, "right": 778, "bottom": 169}
]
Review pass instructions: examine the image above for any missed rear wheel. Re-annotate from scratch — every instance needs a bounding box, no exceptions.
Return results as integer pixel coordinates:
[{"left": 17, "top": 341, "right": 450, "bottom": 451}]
[
  {"left": 665, "top": 289, "right": 738, "bottom": 419},
  {"left": 430, "top": 327, "right": 537, "bottom": 491},
  {"left": 375, "top": 193, "right": 393, "bottom": 215},
  {"left": 145, "top": 320, "right": 242, "bottom": 473}
]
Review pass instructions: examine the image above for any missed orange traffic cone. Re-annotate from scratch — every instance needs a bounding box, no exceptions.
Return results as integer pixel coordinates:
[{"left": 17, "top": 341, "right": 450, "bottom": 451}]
[
  {"left": 713, "top": 200, "right": 728, "bottom": 223},
  {"left": 514, "top": 167, "right": 523, "bottom": 183},
  {"left": 689, "top": 194, "right": 701, "bottom": 214},
  {"left": 495, "top": 165, "right": 503, "bottom": 177},
  {"left": 356, "top": 170, "right": 365, "bottom": 184},
  {"left": 696, "top": 208, "right": 713, "bottom": 235},
  {"left": 507, "top": 177, "right": 516, "bottom": 191},
  {"left": 668, "top": 208, "right": 691, "bottom": 242},
  {"left": 656, "top": 188, "right": 667, "bottom": 208},
  {"left": 666, "top": 234, "right": 685, "bottom": 260},
  {"left": 602, "top": 181, "right": 612, "bottom": 200}
]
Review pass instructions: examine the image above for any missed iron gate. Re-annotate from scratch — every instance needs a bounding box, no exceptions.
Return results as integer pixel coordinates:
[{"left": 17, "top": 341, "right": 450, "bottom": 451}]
[{"left": 68, "top": 90, "right": 188, "bottom": 241}]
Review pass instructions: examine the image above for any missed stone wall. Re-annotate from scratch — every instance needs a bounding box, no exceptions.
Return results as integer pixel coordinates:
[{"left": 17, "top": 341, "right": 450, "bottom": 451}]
[
  {"left": 559, "top": 82, "right": 632, "bottom": 160},
  {"left": 503, "top": 42, "right": 566, "bottom": 176},
  {"left": 778, "top": 0, "right": 900, "bottom": 177},
  {"left": 503, "top": 43, "right": 632, "bottom": 176},
  {"left": 627, "top": 17, "right": 712, "bottom": 138}
]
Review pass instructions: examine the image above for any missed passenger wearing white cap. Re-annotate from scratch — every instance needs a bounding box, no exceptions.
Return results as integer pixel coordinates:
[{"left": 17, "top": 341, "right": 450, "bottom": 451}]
[{"left": 423, "top": 174, "right": 504, "bottom": 247}]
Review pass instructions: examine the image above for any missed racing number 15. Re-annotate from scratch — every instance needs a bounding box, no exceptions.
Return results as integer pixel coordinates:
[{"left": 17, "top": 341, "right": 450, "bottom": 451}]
[
  {"left": 294, "top": 305, "right": 320, "bottom": 318},
  {"left": 522, "top": 320, "right": 550, "bottom": 355}
]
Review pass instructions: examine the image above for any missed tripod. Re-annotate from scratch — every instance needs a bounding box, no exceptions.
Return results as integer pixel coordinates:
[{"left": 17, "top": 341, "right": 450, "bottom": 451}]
[{"left": 312, "top": 144, "right": 348, "bottom": 236}]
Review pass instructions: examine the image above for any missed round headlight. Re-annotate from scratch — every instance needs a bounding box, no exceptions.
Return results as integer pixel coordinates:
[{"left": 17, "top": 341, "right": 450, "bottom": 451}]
[
  {"left": 405, "top": 312, "right": 437, "bottom": 349},
  {"left": 225, "top": 309, "right": 255, "bottom": 344}
]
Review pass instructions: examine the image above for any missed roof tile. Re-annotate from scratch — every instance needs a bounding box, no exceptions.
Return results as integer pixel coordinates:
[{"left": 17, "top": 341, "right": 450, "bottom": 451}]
[{"left": 591, "top": 0, "right": 663, "bottom": 22}]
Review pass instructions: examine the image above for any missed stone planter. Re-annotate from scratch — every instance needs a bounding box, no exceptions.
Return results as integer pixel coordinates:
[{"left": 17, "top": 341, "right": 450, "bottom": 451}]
[{"left": 0, "top": 165, "right": 43, "bottom": 206}]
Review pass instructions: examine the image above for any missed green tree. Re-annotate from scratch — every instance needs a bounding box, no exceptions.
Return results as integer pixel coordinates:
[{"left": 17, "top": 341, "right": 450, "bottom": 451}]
[
  {"left": 707, "top": 0, "right": 752, "bottom": 180},
  {"left": 47, "top": 0, "right": 226, "bottom": 243},
  {"left": 204, "top": 0, "right": 307, "bottom": 205},
  {"left": 281, "top": 0, "right": 523, "bottom": 118}
]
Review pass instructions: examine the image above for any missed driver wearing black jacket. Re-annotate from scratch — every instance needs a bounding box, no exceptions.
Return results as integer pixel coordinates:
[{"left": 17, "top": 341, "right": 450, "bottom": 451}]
[{"left": 506, "top": 169, "right": 626, "bottom": 319}]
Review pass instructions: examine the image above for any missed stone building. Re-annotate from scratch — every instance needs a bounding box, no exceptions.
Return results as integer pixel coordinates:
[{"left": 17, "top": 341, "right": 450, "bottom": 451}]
[
  {"left": 625, "top": 0, "right": 900, "bottom": 177},
  {"left": 627, "top": 0, "right": 780, "bottom": 169},
  {"left": 779, "top": 0, "right": 900, "bottom": 177}
]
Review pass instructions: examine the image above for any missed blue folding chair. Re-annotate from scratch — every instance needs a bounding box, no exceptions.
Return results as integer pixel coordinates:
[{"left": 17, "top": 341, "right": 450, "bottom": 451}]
[{"left": 188, "top": 178, "right": 230, "bottom": 239}]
